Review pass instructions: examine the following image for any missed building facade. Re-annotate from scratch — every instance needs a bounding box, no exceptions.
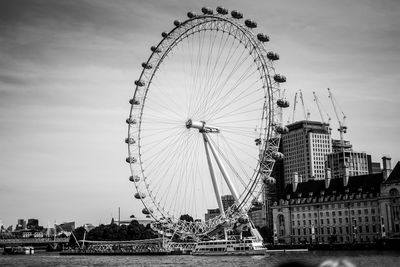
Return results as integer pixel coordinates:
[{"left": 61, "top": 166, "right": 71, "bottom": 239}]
[
  {"left": 271, "top": 160, "right": 400, "bottom": 245},
  {"left": 326, "top": 151, "right": 371, "bottom": 179},
  {"left": 282, "top": 121, "right": 332, "bottom": 185}
]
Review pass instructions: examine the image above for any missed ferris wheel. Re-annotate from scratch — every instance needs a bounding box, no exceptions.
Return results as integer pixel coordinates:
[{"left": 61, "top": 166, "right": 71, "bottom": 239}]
[{"left": 126, "top": 6, "right": 288, "bottom": 239}]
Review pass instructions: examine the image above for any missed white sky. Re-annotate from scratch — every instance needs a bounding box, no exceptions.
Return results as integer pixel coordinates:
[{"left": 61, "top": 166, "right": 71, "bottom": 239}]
[{"left": 0, "top": 0, "right": 399, "bottom": 228}]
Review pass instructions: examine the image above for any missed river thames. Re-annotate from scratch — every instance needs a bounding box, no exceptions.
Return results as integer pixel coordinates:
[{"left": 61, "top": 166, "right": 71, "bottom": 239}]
[{"left": 0, "top": 250, "right": 399, "bottom": 267}]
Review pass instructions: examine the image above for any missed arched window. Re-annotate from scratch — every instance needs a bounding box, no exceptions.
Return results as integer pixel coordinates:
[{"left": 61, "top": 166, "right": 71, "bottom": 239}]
[{"left": 389, "top": 188, "right": 399, "bottom": 197}]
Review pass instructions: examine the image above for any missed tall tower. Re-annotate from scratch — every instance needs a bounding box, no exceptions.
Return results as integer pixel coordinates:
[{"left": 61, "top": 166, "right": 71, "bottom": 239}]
[{"left": 281, "top": 120, "right": 332, "bottom": 185}]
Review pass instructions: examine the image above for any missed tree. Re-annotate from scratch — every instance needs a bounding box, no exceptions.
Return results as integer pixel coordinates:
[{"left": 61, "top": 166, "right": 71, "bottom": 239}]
[{"left": 179, "top": 214, "right": 194, "bottom": 222}]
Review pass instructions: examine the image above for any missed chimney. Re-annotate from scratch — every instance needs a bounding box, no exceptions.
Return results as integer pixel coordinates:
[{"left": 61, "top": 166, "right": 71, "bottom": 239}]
[
  {"left": 382, "top": 156, "right": 392, "bottom": 181},
  {"left": 293, "top": 172, "right": 299, "bottom": 192},
  {"left": 325, "top": 168, "right": 331, "bottom": 189},
  {"left": 343, "top": 166, "right": 349, "bottom": 187}
]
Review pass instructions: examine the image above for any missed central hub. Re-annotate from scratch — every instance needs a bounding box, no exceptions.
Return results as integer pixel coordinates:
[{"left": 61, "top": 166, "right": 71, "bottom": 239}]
[{"left": 185, "top": 119, "right": 220, "bottom": 133}]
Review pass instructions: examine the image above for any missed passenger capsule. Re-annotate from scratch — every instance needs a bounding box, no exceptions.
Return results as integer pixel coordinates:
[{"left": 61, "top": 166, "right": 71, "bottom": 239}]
[
  {"left": 134, "top": 192, "right": 146, "bottom": 199},
  {"left": 272, "top": 152, "right": 284, "bottom": 161},
  {"left": 142, "top": 208, "right": 153, "bottom": 215},
  {"left": 129, "top": 98, "right": 140, "bottom": 105},
  {"left": 257, "top": 33, "right": 269, "bottom": 42},
  {"left": 150, "top": 46, "right": 161, "bottom": 53},
  {"left": 126, "top": 118, "right": 136, "bottom": 124},
  {"left": 267, "top": 51, "right": 279, "bottom": 61},
  {"left": 216, "top": 6, "right": 228, "bottom": 15},
  {"left": 187, "top": 11, "right": 197, "bottom": 18},
  {"left": 277, "top": 98, "right": 289, "bottom": 108},
  {"left": 161, "top": 32, "right": 168, "bottom": 38},
  {"left": 125, "top": 137, "right": 135, "bottom": 144},
  {"left": 129, "top": 175, "right": 140, "bottom": 182},
  {"left": 273, "top": 74, "right": 286, "bottom": 83},
  {"left": 201, "top": 7, "right": 213, "bottom": 15},
  {"left": 134, "top": 80, "right": 145, "bottom": 87},
  {"left": 141, "top": 62, "right": 153, "bottom": 69},
  {"left": 173, "top": 20, "right": 181, "bottom": 27},
  {"left": 126, "top": 157, "right": 137, "bottom": 164},
  {"left": 245, "top": 19, "right": 257, "bottom": 29},
  {"left": 231, "top": 10, "right": 243, "bottom": 19},
  {"left": 276, "top": 125, "right": 289, "bottom": 134}
]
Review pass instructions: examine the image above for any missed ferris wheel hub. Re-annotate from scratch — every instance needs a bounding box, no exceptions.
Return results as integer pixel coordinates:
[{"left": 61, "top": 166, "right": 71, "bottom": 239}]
[{"left": 186, "top": 119, "right": 220, "bottom": 133}]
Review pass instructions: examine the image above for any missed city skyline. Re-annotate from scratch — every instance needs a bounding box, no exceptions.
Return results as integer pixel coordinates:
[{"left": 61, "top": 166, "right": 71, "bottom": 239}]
[{"left": 0, "top": 0, "right": 399, "bottom": 227}]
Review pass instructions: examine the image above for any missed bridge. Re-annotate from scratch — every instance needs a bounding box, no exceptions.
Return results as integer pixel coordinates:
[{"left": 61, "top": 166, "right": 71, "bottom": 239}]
[{"left": 0, "top": 238, "right": 69, "bottom": 250}]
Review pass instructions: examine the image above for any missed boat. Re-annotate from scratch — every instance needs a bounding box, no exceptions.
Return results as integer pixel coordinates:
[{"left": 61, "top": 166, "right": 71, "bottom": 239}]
[
  {"left": 192, "top": 237, "right": 267, "bottom": 256},
  {"left": 3, "top": 246, "right": 34, "bottom": 255}
]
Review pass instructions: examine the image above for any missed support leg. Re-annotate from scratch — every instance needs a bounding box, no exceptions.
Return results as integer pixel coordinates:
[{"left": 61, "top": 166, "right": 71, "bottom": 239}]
[
  {"left": 203, "top": 133, "right": 239, "bottom": 202},
  {"left": 203, "top": 133, "right": 225, "bottom": 218}
]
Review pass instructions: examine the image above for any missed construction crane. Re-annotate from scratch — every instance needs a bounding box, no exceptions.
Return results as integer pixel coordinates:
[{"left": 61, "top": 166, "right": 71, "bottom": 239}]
[
  {"left": 312, "top": 91, "right": 331, "bottom": 124},
  {"left": 327, "top": 88, "right": 347, "bottom": 150},
  {"left": 299, "top": 90, "right": 310, "bottom": 121},
  {"left": 290, "top": 92, "right": 298, "bottom": 123}
]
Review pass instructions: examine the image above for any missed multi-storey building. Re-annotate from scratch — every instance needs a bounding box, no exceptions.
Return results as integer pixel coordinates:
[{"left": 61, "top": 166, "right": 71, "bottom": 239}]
[
  {"left": 281, "top": 120, "right": 332, "bottom": 185},
  {"left": 271, "top": 158, "right": 400, "bottom": 245},
  {"left": 221, "top": 195, "right": 235, "bottom": 212},
  {"left": 205, "top": 208, "right": 220, "bottom": 221},
  {"left": 326, "top": 151, "right": 371, "bottom": 179},
  {"left": 332, "top": 139, "right": 352, "bottom": 153}
]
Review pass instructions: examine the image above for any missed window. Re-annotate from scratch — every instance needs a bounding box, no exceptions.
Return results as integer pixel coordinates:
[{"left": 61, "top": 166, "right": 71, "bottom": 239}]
[
  {"left": 351, "top": 210, "right": 355, "bottom": 215},
  {"left": 332, "top": 211, "right": 336, "bottom": 216},
  {"left": 365, "top": 217, "right": 369, "bottom": 222},
  {"left": 339, "top": 211, "right": 342, "bottom": 216},
  {"left": 364, "top": 209, "right": 369, "bottom": 215},
  {"left": 339, "top": 218, "right": 342, "bottom": 223},
  {"left": 358, "top": 210, "right": 362, "bottom": 215},
  {"left": 327, "top": 219, "right": 330, "bottom": 224},
  {"left": 321, "top": 219, "right": 324, "bottom": 225}
]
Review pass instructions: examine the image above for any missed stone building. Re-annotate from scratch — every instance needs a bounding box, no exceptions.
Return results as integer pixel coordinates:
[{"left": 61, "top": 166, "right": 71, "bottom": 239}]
[{"left": 272, "top": 158, "right": 400, "bottom": 245}]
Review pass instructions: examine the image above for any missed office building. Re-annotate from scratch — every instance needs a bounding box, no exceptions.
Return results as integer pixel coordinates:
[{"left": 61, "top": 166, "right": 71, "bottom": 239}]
[{"left": 281, "top": 120, "right": 332, "bottom": 185}]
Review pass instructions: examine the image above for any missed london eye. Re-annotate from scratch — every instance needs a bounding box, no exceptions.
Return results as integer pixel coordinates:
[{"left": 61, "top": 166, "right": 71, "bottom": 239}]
[{"left": 126, "top": 6, "right": 288, "bottom": 241}]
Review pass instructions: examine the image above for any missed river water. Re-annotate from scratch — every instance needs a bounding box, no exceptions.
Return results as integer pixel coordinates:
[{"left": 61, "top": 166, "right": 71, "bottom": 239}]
[{"left": 0, "top": 250, "right": 399, "bottom": 266}]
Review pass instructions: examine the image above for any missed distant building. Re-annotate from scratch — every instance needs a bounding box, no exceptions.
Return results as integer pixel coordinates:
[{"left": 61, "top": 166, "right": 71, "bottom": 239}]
[
  {"left": 281, "top": 120, "right": 332, "bottom": 185},
  {"left": 221, "top": 195, "right": 235, "bottom": 212},
  {"left": 205, "top": 208, "right": 220, "bottom": 221},
  {"left": 271, "top": 158, "right": 400, "bottom": 245},
  {"left": 325, "top": 151, "right": 371, "bottom": 179},
  {"left": 331, "top": 139, "right": 352, "bottom": 153},
  {"left": 248, "top": 207, "right": 266, "bottom": 228},
  {"left": 27, "top": 218, "right": 39, "bottom": 230},
  {"left": 16, "top": 219, "right": 26, "bottom": 230}
]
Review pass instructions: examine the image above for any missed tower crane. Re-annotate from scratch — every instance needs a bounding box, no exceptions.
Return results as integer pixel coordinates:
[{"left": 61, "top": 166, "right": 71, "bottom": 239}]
[
  {"left": 312, "top": 91, "right": 331, "bottom": 125},
  {"left": 299, "top": 90, "right": 310, "bottom": 121},
  {"left": 327, "top": 88, "right": 347, "bottom": 150},
  {"left": 290, "top": 92, "right": 298, "bottom": 123}
]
